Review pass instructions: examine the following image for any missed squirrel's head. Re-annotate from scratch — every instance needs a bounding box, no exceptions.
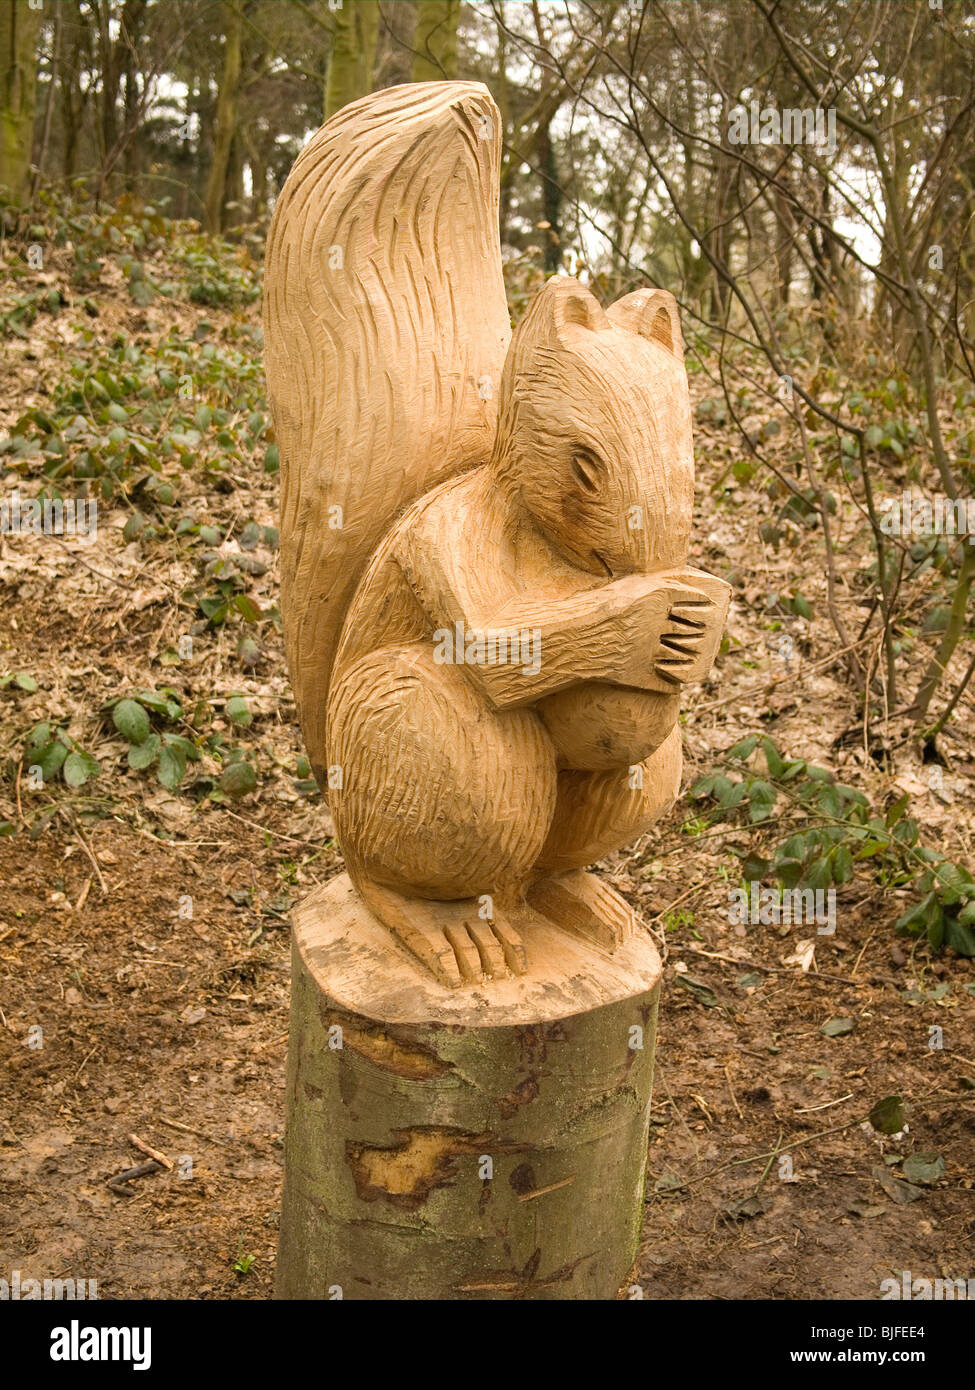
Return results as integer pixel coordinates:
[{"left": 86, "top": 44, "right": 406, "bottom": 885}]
[{"left": 492, "top": 277, "right": 695, "bottom": 576}]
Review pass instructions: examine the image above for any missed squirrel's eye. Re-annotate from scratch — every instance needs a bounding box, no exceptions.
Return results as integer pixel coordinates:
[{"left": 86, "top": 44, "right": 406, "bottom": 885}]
[{"left": 571, "top": 449, "right": 602, "bottom": 493}]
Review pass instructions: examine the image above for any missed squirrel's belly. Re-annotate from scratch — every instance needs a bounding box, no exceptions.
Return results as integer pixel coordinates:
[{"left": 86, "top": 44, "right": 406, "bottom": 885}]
[{"left": 536, "top": 683, "right": 681, "bottom": 772}]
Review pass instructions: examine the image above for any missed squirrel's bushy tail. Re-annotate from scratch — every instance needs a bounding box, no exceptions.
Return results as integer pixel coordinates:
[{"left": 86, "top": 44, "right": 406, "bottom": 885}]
[{"left": 264, "top": 82, "right": 510, "bottom": 786}]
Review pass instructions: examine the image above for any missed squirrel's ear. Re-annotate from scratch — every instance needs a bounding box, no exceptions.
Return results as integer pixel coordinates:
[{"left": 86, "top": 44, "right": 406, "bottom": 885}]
[
  {"left": 535, "top": 277, "right": 610, "bottom": 339},
  {"left": 607, "top": 288, "right": 684, "bottom": 361}
]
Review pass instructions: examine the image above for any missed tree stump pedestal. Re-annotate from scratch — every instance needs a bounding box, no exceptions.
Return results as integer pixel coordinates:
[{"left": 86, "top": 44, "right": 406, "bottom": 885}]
[{"left": 274, "top": 872, "right": 662, "bottom": 1300}]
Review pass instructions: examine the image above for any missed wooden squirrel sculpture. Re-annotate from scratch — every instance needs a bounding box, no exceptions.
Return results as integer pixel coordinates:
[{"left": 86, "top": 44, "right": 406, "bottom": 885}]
[{"left": 265, "top": 81, "right": 731, "bottom": 988}]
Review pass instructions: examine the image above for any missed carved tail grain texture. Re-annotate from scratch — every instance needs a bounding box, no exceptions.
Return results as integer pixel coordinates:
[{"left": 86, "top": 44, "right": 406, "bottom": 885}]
[{"left": 264, "top": 82, "right": 511, "bottom": 784}]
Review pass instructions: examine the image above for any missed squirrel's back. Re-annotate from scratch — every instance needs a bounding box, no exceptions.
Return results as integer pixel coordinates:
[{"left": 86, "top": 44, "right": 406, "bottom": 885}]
[{"left": 264, "top": 82, "right": 510, "bottom": 785}]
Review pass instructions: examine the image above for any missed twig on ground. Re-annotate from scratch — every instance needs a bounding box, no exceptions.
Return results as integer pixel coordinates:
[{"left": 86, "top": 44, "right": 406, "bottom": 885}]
[
  {"left": 129, "top": 1133, "right": 174, "bottom": 1170},
  {"left": 107, "top": 1160, "right": 161, "bottom": 1195}
]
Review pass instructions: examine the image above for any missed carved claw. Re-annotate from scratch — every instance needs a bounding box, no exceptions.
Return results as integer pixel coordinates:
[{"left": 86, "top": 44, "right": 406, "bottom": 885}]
[
  {"left": 431, "top": 912, "right": 529, "bottom": 986},
  {"left": 653, "top": 594, "right": 724, "bottom": 684}
]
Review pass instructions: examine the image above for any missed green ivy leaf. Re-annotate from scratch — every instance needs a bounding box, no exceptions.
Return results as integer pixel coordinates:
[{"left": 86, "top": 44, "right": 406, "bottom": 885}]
[
  {"left": 762, "top": 737, "right": 786, "bottom": 779},
  {"left": 944, "top": 917, "right": 975, "bottom": 958},
  {"left": 780, "top": 758, "right": 807, "bottom": 781},
  {"left": 740, "top": 852, "right": 770, "bottom": 880},
  {"left": 33, "top": 739, "right": 68, "bottom": 780},
  {"left": 63, "top": 750, "right": 100, "bottom": 787},
  {"left": 868, "top": 1094, "right": 906, "bottom": 1135},
  {"left": 162, "top": 732, "right": 201, "bottom": 762},
  {"left": 123, "top": 511, "right": 147, "bottom": 542},
  {"left": 233, "top": 594, "right": 262, "bottom": 622},
  {"left": 748, "top": 780, "right": 777, "bottom": 822},
  {"left": 776, "top": 834, "right": 809, "bottom": 863},
  {"left": 894, "top": 894, "right": 936, "bottom": 937},
  {"left": 220, "top": 760, "right": 257, "bottom": 798},
  {"left": 134, "top": 688, "right": 181, "bottom": 718},
  {"left": 128, "top": 734, "right": 160, "bottom": 770},
  {"left": 690, "top": 775, "right": 716, "bottom": 799},
  {"left": 26, "top": 721, "right": 52, "bottom": 749},
  {"left": 832, "top": 845, "right": 854, "bottom": 884},
  {"left": 806, "top": 857, "right": 833, "bottom": 891},
  {"left": 927, "top": 905, "right": 945, "bottom": 951},
  {"left": 892, "top": 818, "right": 919, "bottom": 847},
  {"left": 225, "top": 696, "right": 252, "bottom": 726},
  {"left": 932, "top": 861, "right": 973, "bottom": 906},
  {"left": 777, "top": 860, "right": 804, "bottom": 888},
  {"left": 157, "top": 744, "right": 187, "bottom": 791},
  {"left": 815, "top": 782, "right": 842, "bottom": 817},
  {"left": 113, "top": 698, "right": 151, "bottom": 745},
  {"left": 199, "top": 595, "right": 227, "bottom": 624}
]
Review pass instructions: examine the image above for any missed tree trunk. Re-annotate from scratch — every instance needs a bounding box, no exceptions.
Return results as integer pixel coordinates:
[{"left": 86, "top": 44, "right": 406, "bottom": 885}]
[
  {"left": 0, "top": 0, "right": 42, "bottom": 202},
  {"left": 536, "top": 114, "right": 561, "bottom": 272},
  {"left": 325, "top": 0, "right": 379, "bottom": 121},
  {"left": 275, "top": 873, "right": 662, "bottom": 1300},
  {"left": 204, "top": 0, "right": 242, "bottom": 234},
  {"left": 412, "top": 0, "right": 459, "bottom": 82},
  {"left": 772, "top": 170, "right": 795, "bottom": 308},
  {"left": 30, "top": 0, "right": 58, "bottom": 199},
  {"left": 120, "top": 0, "right": 145, "bottom": 191},
  {"left": 374, "top": 0, "right": 416, "bottom": 89},
  {"left": 58, "top": 2, "right": 85, "bottom": 180},
  {"left": 224, "top": 126, "right": 243, "bottom": 227},
  {"left": 95, "top": 0, "right": 118, "bottom": 177},
  {"left": 248, "top": 132, "right": 266, "bottom": 222}
]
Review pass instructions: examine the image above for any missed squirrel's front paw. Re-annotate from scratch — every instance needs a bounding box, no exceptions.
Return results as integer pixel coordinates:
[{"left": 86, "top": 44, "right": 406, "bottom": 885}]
[
  {"left": 356, "top": 880, "right": 527, "bottom": 988},
  {"left": 653, "top": 569, "right": 732, "bottom": 686}
]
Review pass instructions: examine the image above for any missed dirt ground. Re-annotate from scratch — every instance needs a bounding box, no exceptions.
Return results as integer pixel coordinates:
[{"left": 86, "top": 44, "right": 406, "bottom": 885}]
[
  {"left": 1, "top": 218, "right": 973, "bottom": 1301},
  {"left": 2, "top": 806, "right": 973, "bottom": 1300}
]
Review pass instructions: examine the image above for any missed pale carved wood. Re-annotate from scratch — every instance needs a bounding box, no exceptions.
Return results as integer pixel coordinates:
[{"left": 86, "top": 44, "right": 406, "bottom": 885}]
[
  {"left": 264, "top": 81, "right": 511, "bottom": 788},
  {"left": 265, "top": 81, "right": 731, "bottom": 992}
]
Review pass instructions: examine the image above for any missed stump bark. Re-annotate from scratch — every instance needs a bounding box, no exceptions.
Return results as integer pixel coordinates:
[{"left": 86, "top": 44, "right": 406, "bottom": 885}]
[{"left": 275, "top": 872, "right": 662, "bottom": 1300}]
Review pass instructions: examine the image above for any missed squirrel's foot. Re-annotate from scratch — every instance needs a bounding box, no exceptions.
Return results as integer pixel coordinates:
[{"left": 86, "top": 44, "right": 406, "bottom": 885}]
[
  {"left": 527, "top": 869, "right": 636, "bottom": 953},
  {"left": 356, "top": 879, "right": 528, "bottom": 989}
]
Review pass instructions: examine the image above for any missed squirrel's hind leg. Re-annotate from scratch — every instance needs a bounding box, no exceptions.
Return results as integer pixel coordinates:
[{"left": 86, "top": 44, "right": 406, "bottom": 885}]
[
  {"left": 327, "top": 642, "right": 557, "bottom": 986},
  {"left": 527, "top": 725, "right": 682, "bottom": 953},
  {"left": 535, "top": 724, "right": 682, "bottom": 876}
]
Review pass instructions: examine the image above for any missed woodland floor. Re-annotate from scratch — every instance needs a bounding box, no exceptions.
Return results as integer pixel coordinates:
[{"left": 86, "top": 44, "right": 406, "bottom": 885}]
[{"left": 1, "top": 217, "right": 973, "bottom": 1300}]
